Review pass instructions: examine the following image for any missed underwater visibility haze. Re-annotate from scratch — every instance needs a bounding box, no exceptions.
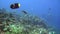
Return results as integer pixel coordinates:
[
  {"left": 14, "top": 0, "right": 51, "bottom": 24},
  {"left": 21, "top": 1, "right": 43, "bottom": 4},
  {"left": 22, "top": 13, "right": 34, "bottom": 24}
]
[{"left": 0, "top": 0, "right": 60, "bottom": 34}]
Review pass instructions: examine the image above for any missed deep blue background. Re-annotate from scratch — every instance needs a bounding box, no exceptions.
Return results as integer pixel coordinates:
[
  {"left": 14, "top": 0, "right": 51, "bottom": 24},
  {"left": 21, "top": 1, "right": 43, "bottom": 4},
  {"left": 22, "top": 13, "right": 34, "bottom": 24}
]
[{"left": 0, "top": 0, "right": 60, "bottom": 30}]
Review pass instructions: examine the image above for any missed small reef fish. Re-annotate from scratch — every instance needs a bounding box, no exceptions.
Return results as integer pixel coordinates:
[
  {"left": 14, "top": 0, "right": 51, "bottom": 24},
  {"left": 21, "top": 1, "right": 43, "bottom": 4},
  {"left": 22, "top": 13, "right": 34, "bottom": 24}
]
[
  {"left": 10, "top": 3, "right": 20, "bottom": 9},
  {"left": 49, "top": 8, "right": 51, "bottom": 11},
  {"left": 22, "top": 10, "right": 28, "bottom": 14}
]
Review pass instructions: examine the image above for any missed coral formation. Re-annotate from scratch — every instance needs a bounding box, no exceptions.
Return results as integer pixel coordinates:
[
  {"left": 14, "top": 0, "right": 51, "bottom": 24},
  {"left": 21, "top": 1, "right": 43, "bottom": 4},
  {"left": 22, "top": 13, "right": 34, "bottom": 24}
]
[{"left": 0, "top": 8, "right": 55, "bottom": 34}]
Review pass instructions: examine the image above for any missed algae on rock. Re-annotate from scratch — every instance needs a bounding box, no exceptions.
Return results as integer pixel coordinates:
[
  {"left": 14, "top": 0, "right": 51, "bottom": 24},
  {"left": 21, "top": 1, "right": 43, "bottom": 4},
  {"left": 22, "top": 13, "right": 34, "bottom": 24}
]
[{"left": 0, "top": 8, "right": 56, "bottom": 34}]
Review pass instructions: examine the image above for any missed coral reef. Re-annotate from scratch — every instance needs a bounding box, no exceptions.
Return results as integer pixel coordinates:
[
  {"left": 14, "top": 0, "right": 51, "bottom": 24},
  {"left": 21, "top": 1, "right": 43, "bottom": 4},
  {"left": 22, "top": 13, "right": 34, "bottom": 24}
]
[{"left": 0, "top": 8, "right": 56, "bottom": 34}]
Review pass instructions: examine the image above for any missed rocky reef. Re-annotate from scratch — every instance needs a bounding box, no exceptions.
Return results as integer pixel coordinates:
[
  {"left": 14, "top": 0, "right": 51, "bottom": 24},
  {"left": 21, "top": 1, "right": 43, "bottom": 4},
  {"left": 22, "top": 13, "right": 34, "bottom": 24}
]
[{"left": 0, "top": 8, "right": 56, "bottom": 34}]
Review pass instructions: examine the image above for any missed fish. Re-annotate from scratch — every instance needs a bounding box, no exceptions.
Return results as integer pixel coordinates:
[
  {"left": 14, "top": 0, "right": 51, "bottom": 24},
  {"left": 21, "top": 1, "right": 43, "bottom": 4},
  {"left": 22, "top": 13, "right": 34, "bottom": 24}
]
[
  {"left": 49, "top": 8, "right": 51, "bottom": 11},
  {"left": 10, "top": 3, "right": 20, "bottom": 9},
  {"left": 22, "top": 10, "right": 28, "bottom": 14}
]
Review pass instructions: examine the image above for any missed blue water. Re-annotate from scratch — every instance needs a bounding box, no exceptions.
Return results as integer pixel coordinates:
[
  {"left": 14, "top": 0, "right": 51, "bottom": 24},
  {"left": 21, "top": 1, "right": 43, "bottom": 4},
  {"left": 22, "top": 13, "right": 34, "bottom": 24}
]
[{"left": 0, "top": 0, "right": 60, "bottom": 32}]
